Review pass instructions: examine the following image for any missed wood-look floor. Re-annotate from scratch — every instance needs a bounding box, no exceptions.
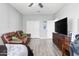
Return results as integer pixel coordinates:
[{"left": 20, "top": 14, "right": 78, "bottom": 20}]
[{"left": 28, "top": 39, "right": 62, "bottom": 56}]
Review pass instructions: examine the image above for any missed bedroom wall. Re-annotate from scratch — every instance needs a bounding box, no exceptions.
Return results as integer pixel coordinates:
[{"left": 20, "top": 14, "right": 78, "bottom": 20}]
[
  {"left": 0, "top": 3, "right": 23, "bottom": 35},
  {"left": 23, "top": 15, "right": 54, "bottom": 39},
  {"left": 8, "top": 4, "right": 23, "bottom": 32},
  {"left": 54, "top": 3, "right": 79, "bottom": 33},
  {"left": 0, "top": 3, "right": 23, "bottom": 44}
]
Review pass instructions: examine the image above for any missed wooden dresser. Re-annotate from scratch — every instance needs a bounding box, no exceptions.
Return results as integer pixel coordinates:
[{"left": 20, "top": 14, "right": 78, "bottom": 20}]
[{"left": 53, "top": 33, "right": 71, "bottom": 56}]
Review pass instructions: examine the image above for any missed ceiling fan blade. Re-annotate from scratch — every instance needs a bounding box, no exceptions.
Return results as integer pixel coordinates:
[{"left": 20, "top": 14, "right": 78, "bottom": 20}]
[
  {"left": 28, "top": 3, "right": 33, "bottom": 7},
  {"left": 39, "top": 3, "right": 43, "bottom": 8}
]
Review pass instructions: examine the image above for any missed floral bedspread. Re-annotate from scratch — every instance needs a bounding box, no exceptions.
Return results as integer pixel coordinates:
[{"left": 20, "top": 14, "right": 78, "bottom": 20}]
[{"left": 5, "top": 44, "right": 28, "bottom": 56}]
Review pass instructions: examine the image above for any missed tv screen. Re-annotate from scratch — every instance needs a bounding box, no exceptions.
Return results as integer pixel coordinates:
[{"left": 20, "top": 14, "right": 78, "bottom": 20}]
[{"left": 55, "top": 17, "right": 67, "bottom": 35}]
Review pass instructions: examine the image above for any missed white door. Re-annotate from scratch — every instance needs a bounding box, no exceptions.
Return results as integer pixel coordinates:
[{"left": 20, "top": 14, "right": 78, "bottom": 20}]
[
  {"left": 40, "top": 20, "right": 47, "bottom": 39},
  {"left": 47, "top": 20, "right": 55, "bottom": 39},
  {"left": 26, "top": 21, "right": 40, "bottom": 38}
]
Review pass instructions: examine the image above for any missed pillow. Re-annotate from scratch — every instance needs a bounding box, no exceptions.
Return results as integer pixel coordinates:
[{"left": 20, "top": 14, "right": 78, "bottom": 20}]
[
  {"left": 12, "top": 36, "right": 19, "bottom": 41},
  {"left": 22, "top": 32, "right": 27, "bottom": 36}
]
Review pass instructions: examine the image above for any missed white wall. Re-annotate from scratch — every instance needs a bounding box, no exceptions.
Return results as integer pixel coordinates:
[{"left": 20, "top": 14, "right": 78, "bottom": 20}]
[
  {"left": 54, "top": 3, "right": 79, "bottom": 33},
  {"left": 8, "top": 4, "right": 23, "bottom": 32},
  {"left": 0, "top": 3, "right": 23, "bottom": 35},
  {"left": 23, "top": 15, "right": 54, "bottom": 38}
]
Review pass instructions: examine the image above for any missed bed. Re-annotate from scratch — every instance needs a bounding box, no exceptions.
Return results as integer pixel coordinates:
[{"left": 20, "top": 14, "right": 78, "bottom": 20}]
[
  {"left": 0, "top": 44, "right": 33, "bottom": 56},
  {"left": 0, "top": 31, "right": 33, "bottom": 56}
]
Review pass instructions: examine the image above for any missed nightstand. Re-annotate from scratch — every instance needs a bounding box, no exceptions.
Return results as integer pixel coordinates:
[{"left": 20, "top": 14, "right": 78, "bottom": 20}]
[
  {"left": 0, "top": 45, "right": 7, "bottom": 56},
  {"left": 0, "top": 39, "right": 7, "bottom": 56}
]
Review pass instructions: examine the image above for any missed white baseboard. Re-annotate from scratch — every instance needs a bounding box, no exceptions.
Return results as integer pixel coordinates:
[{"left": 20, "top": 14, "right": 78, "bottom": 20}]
[{"left": 31, "top": 38, "right": 52, "bottom": 39}]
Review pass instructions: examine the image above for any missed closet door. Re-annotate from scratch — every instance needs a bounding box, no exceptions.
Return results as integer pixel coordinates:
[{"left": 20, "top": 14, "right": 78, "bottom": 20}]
[
  {"left": 47, "top": 20, "right": 54, "bottom": 39},
  {"left": 39, "top": 20, "right": 47, "bottom": 39},
  {"left": 26, "top": 21, "right": 40, "bottom": 38}
]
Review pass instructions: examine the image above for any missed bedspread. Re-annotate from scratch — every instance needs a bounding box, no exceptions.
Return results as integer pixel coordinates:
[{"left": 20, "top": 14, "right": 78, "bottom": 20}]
[{"left": 5, "top": 44, "right": 28, "bottom": 56}]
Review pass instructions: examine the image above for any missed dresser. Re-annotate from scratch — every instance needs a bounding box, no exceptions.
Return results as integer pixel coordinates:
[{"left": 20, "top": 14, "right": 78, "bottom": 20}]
[{"left": 53, "top": 33, "right": 71, "bottom": 56}]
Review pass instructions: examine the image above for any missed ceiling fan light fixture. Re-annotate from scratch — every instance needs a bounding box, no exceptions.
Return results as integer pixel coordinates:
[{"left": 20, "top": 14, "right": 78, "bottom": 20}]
[
  {"left": 28, "top": 3, "right": 43, "bottom": 8},
  {"left": 39, "top": 3, "right": 43, "bottom": 8},
  {"left": 28, "top": 3, "right": 33, "bottom": 7}
]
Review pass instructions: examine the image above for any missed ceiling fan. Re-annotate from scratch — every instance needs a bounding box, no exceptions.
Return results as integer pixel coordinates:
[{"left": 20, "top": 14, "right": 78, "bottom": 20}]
[{"left": 28, "top": 3, "right": 43, "bottom": 8}]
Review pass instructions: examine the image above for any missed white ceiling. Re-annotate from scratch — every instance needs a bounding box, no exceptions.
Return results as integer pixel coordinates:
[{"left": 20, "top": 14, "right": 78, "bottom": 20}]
[{"left": 10, "top": 3, "right": 65, "bottom": 15}]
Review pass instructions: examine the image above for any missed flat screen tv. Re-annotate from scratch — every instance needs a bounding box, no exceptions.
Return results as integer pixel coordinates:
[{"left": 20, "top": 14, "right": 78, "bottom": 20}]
[{"left": 55, "top": 17, "right": 68, "bottom": 35}]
